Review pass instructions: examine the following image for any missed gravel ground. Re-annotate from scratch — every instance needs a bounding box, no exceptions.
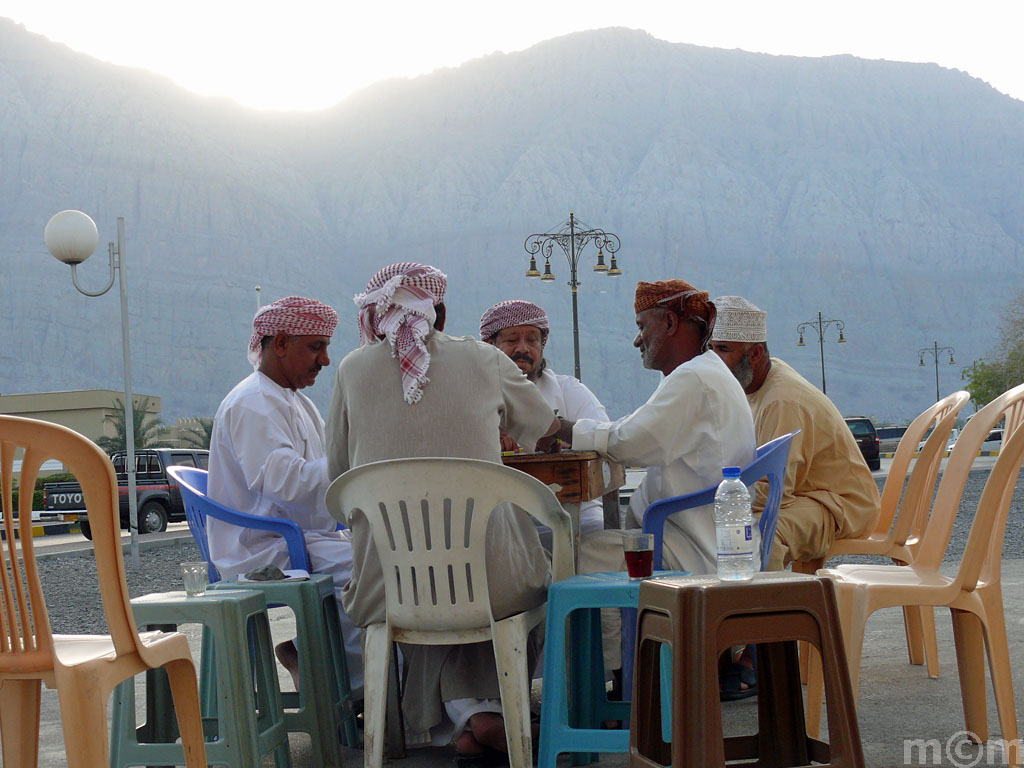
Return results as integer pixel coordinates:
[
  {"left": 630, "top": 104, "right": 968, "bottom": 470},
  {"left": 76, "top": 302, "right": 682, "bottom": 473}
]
[{"left": 35, "top": 466, "right": 1024, "bottom": 635}]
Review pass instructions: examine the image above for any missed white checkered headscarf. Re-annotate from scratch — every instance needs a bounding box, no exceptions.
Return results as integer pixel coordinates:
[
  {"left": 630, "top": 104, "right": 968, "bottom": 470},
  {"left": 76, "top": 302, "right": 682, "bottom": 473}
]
[{"left": 355, "top": 262, "right": 448, "bottom": 404}]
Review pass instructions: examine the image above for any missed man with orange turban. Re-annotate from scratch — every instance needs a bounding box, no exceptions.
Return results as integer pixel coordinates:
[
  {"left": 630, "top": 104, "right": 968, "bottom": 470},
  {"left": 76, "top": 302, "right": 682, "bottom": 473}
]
[{"left": 553, "top": 278, "right": 756, "bottom": 673}]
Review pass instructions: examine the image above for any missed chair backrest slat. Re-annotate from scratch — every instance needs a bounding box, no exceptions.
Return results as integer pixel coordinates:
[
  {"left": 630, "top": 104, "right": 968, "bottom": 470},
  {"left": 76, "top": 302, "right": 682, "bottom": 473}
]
[{"left": 886, "top": 391, "right": 971, "bottom": 549}]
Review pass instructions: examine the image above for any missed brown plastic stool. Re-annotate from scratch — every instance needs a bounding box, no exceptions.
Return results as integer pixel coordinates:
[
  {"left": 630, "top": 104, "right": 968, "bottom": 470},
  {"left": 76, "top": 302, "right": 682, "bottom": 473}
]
[{"left": 629, "top": 572, "right": 864, "bottom": 768}]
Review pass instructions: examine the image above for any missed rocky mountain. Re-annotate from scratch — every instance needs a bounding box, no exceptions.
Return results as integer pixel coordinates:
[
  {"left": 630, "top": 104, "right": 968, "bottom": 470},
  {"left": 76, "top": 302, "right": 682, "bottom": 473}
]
[{"left": 1, "top": 20, "right": 1022, "bottom": 424}]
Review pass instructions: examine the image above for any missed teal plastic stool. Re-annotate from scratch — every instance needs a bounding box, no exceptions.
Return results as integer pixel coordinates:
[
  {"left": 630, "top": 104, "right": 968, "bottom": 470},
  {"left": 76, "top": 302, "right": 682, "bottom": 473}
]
[
  {"left": 210, "top": 573, "right": 358, "bottom": 766},
  {"left": 110, "top": 589, "right": 291, "bottom": 768},
  {"left": 537, "top": 571, "right": 686, "bottom": 767}
]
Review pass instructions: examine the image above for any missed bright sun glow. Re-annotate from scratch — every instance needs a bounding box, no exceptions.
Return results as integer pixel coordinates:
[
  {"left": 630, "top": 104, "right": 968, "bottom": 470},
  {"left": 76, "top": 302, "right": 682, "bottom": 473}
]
[{"left": 1, "top": 0, "right": 1021, "bottom": 111}]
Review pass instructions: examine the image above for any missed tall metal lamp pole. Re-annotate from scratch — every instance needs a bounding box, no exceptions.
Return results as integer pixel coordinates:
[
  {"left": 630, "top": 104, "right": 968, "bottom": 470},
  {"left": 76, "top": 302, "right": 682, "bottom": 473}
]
[
  {"left": 523, "top": 212, "right": 622, "bottom": 380},
  {"left": 796, "top": 310, "right": 846, "bottom": 396},
  {"left": 44, "top": 210, "right": 140, "bottom": 562},
  {"left": 919, "top": 340, "right": 955, "bottom": 403}
]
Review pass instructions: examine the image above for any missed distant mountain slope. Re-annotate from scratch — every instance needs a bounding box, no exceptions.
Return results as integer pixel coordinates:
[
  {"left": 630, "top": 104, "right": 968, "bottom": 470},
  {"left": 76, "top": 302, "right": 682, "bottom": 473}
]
[{"left": 1, "top": 21, "right": 1021, "bottom": 422}]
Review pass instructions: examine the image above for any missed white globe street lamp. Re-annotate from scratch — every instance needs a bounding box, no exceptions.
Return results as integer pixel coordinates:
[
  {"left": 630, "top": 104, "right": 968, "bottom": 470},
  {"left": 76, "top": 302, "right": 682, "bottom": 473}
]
[{"left": 44, "top": 210, "right": 140, "bottom": 562}]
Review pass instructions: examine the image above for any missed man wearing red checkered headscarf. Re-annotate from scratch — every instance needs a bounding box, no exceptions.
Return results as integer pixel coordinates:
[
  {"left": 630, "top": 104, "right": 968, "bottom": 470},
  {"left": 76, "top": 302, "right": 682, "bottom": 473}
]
[
  {"left": 208, "top": 294, "right": 364, "bottom": 703},
  {"left": 326, "top": 264, "right": 561, "bottom": 758},
  {"left": 480, "top": 299, "right": 611, "bottom": 542}
]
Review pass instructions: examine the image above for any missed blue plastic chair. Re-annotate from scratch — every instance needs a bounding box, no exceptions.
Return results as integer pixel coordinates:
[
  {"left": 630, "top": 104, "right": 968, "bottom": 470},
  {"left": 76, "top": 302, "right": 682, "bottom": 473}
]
[
  {"left": 641, "top": 430, "right": 799, "bottom": 571},
  {"left": 169, "top": 466, "right": 310, "bottom": 583},
  {"left": 167, "top": 466, "right": 359, "bottom": 761}
]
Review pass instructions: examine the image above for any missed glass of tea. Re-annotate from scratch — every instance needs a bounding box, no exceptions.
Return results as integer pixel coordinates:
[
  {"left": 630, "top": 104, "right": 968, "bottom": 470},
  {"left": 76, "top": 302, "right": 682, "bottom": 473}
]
[{"left": 624, "top": 532, "right": 654, "bottom": 579}]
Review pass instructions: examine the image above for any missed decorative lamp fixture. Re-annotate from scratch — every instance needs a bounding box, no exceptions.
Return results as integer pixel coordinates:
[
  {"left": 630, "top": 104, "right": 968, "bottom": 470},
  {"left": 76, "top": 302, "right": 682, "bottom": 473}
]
[
  {"left": 540, "top": 258, "right": 555, "bottom": 281},
  {"left": 607, "top": 255, "right": 622, "bottom": 276},
  {"left": 593, "top": 250, "right": 608, "bottom": 272},
  {"left": 525, "top": 255, "right": 541, "bottom": 278}
]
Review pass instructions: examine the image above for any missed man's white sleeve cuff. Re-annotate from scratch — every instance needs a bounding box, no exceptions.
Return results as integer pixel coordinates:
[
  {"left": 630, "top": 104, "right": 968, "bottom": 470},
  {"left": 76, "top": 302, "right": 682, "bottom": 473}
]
[{"left": 572, "top": 419, "right": 610, "bottom": 455}]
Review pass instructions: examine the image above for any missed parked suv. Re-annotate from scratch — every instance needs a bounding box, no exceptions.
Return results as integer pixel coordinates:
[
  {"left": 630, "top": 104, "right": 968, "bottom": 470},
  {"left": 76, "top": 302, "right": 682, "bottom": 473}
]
[
  {"left": 876, "top": 426, "right": 908, "bottom": 454},
  {"left": 844, "top": 417, "right": 881, "bottom": 471}
]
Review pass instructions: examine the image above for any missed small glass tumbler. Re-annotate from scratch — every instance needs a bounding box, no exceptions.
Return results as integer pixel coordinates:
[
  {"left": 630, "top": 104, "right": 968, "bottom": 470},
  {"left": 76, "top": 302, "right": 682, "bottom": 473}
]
[
  {"left": 624, "top": 532, "right": 654, "bottom": 579},
  {"left": 181, "top": 561, "right": 209, "bottom": 597}
]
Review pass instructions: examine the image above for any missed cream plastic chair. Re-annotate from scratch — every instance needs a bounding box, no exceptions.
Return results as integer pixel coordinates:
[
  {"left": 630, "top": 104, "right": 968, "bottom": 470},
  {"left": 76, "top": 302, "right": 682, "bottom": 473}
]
[
  {"left": 805, "top": 384, "right": 1024, "bottom": 766},
  {"left": 794, "top": 390, "right": 970, "bottom": 676},
  {"left": 325, "top": 457, "right": 574, "bottom": 768},
  {"left": 0, "top": 415, "right": 206, "bottom": 768}
]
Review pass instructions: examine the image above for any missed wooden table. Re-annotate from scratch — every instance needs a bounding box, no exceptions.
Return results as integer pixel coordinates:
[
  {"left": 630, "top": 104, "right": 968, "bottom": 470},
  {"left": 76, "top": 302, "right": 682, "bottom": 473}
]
[{"left": 502, "top": 450, "right": 626, "bottom": 562}]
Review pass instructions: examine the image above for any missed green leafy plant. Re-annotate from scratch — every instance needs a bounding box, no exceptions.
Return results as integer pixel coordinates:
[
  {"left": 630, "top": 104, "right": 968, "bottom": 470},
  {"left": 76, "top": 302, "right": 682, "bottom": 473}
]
[{"left": 95, "top": 396, "right": 167, "bottom": 453}]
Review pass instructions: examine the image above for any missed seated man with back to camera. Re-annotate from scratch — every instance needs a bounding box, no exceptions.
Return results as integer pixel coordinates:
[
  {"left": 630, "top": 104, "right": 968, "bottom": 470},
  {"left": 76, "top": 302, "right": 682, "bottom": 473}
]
[
  {"left": 480, "top": 299, "right": 611, "bottom": 544},
  {"left": 552, "top": 280, "right": 756, "bottom": 694},
  {"left": 206, "top": 296, "right": 363, "bottom": 697},
  {"left": 709, "top": 295, "right": 879, "bottom": 571},
  {"left": 326, "top": 262, "right": 560, "bottom": 765}
]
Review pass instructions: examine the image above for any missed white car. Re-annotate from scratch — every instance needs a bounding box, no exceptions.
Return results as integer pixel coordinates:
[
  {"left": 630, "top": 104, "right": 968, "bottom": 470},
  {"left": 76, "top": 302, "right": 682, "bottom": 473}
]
[{"left": 946, "top": 428, "right": 1001, "bottom": 454}]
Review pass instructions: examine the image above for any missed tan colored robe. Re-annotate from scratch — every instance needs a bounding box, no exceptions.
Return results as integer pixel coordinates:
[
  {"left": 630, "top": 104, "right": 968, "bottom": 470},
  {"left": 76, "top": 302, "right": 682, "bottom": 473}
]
[
  {"left": 325, "top": 330, "right": 555, "bottom": 738},
  {"left": 747, "top": 358, "right": 881, "bottom": 569}
]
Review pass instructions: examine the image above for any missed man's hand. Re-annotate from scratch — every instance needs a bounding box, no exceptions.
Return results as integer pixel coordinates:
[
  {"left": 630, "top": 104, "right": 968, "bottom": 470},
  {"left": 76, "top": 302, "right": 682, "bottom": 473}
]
[
  {"left": 535, "top": 434, "right": 564, "bottom": 453},
  {"left": 555, "top": 416, "right": 576, "bottom": 445},
  {"left": 500, "top": 432, "right": 522, "bottom": 453}
]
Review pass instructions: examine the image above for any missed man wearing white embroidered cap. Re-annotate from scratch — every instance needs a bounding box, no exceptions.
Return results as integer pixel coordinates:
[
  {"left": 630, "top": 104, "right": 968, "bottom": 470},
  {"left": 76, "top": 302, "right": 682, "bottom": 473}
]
[{"left": 710, "top": 295, "right": 880, "bottom": 571}]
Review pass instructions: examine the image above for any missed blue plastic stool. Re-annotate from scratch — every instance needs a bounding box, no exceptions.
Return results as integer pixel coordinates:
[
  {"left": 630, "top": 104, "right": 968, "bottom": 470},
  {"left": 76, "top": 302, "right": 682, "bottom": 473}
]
[
  {"left": 537, "top": 571, "right": 686, "bottom": 767},
  {"left": 110, "top": 589, "right": 291, "bottom": 768},
  {"left": 210, "top": 573, "right": 358, "bottom": 766}
]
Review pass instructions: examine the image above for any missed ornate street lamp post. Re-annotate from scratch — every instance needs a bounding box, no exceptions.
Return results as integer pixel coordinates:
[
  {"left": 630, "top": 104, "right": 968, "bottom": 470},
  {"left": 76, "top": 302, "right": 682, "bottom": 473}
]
[
  {"left": 796, "top": 310, "right": 846, "bottom": 396},
  {"left": 919, "top": 340, "right": 955, "bottom": 403},
  {"left": 44, "top": 210, "right": 140, "bottom": 562},
  {"left": 524, "top": 212, "right": 621, "bottom": 380}
]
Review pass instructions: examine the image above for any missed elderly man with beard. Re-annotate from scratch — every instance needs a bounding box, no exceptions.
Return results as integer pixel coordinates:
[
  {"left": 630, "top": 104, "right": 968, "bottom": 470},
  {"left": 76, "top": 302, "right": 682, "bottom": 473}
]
[
  {"left": 480, "top": 299, "right": 610, "bottom": 540},
  {"left": 326, "top": 263, "right": 559, "bottom": 765},
  {"left": 551, "top": 280, "right": 756, "bottom": 686},
  {"left": 709, "top": 295, "right": 879, "bottom": 571},
  {"left": 207, "top": 295, "right": 364, "bottom": 698}
]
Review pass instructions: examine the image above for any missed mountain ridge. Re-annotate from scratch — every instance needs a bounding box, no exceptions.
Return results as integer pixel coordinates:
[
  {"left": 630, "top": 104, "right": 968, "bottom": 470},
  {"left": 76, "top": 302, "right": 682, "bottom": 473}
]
[{"left": 1, "top": 19, "right": 1021, "bottom": 424}]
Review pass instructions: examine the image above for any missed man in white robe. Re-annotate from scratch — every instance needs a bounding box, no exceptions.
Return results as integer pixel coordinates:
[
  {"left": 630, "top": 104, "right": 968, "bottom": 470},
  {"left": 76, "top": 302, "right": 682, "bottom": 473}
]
[
  {"left": 207, "top": 295, "right": 363, "bottom": 695},
  {"left": 553, "top": 280, "right": 755, "bottom": 671},
  {"left": 326, "top": 263, "right": 560, "bottom": 763},
  {"left": 480, "top": 299, "right": 611, "bottom": 540}
]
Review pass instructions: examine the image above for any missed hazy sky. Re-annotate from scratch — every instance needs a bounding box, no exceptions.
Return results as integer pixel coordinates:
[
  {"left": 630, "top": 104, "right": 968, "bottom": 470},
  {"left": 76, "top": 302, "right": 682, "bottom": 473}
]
[{"left": 1, "top": 1, "right": 1020, "bottom": 111}]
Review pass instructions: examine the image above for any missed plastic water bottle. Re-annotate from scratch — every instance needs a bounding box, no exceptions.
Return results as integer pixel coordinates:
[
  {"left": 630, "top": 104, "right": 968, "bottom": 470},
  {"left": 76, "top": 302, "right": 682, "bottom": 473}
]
[{"left": 715, "top": 467, "right": 754, "bottom": 581}]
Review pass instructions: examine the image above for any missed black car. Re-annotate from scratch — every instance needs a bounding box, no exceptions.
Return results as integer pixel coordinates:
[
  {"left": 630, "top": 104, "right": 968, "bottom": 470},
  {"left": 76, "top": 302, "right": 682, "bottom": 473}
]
[{"left": 845, "top": 417, "right": 881, "bottom": 471}]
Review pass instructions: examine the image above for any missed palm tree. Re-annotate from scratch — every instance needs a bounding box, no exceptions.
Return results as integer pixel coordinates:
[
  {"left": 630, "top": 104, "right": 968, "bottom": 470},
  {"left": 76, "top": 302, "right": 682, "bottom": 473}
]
[
  {"left": 95, "top": 397, "right": 167, "bottom": 453},
  {"left": 178, "top": 417, "right": 214, "bottom": 450}
]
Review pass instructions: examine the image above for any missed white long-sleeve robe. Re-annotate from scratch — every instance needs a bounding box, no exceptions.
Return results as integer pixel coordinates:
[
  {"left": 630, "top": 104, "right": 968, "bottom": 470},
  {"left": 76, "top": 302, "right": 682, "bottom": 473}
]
[{"left": 207, "top": 370, "right": 363, "bottom": 692}]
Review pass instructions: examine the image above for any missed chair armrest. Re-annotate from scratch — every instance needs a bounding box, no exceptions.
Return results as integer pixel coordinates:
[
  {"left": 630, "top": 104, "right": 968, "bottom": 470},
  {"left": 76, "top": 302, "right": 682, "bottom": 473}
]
[
  {"left": 205, "top": 505, "right": 311, "bottom": 572},
  {"left": 641, "top": 485, "right": 718, "bottom": 569}
]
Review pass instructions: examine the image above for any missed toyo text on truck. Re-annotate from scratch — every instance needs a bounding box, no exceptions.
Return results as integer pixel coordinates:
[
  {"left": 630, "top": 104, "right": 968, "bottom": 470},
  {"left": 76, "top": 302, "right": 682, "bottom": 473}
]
[{"left": 43, "top": 448, "right": 209, "bottom": 540}]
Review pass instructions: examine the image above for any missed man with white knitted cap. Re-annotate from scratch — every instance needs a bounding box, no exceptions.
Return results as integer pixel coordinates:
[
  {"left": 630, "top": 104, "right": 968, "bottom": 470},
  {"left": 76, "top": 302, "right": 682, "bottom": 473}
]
[
  {"left": 326, "top": 263, "right": 559, "bottom": 763},
  {"left": 480, "top": 299, "right": 610, "bottom": 540},
  {"left": 208, "top": 295, "right": 364, "bottom": 696},
  {"left": 710, "top": 295, "right": 880, "bottom": 570}
]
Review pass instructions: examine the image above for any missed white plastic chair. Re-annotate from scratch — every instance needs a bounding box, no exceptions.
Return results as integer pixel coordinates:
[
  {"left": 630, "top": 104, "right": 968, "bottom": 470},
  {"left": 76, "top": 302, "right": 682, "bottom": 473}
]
[{"left": 325, "top": 457, "right": 574, "bottom": 768}]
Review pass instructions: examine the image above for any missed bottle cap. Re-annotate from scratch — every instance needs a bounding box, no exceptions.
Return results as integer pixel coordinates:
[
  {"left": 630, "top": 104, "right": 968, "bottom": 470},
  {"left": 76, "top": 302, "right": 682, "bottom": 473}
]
[{"left": 722, "top": 466, "right": 741, "bottom": 478}]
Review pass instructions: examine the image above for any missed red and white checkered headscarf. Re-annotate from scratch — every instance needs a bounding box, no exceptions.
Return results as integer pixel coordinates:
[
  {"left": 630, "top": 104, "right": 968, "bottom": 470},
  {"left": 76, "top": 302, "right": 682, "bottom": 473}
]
[
  {"left": 479, "top": 299, "right": 550, "bottom": 343},
  {"left": 247, "top": 296, "right": 339, "bottom": 366},
  {"left": 355, "top": 262, "right": 448, "bottom": 404}
]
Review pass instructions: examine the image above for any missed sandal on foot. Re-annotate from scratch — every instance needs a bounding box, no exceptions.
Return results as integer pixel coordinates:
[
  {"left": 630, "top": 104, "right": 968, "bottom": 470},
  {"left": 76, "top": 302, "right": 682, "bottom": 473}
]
[{"left": 719, "top": 661, "right": 757, "bottom": 701}]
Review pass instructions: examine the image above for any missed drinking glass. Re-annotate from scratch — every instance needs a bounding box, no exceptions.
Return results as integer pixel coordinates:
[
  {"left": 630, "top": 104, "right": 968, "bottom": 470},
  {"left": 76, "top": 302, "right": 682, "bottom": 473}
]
[
  {"left": 181, "top": 561, "right": 209, "bottom": 597},
  {"left": 624, "top": 532, "right": 654, "bottom": 579}
]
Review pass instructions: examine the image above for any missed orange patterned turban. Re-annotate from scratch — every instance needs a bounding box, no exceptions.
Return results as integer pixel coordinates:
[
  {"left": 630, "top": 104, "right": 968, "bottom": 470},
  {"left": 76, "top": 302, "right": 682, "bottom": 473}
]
[{"left": 633, "top": 279, "right": 717, "bottom": 348}]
